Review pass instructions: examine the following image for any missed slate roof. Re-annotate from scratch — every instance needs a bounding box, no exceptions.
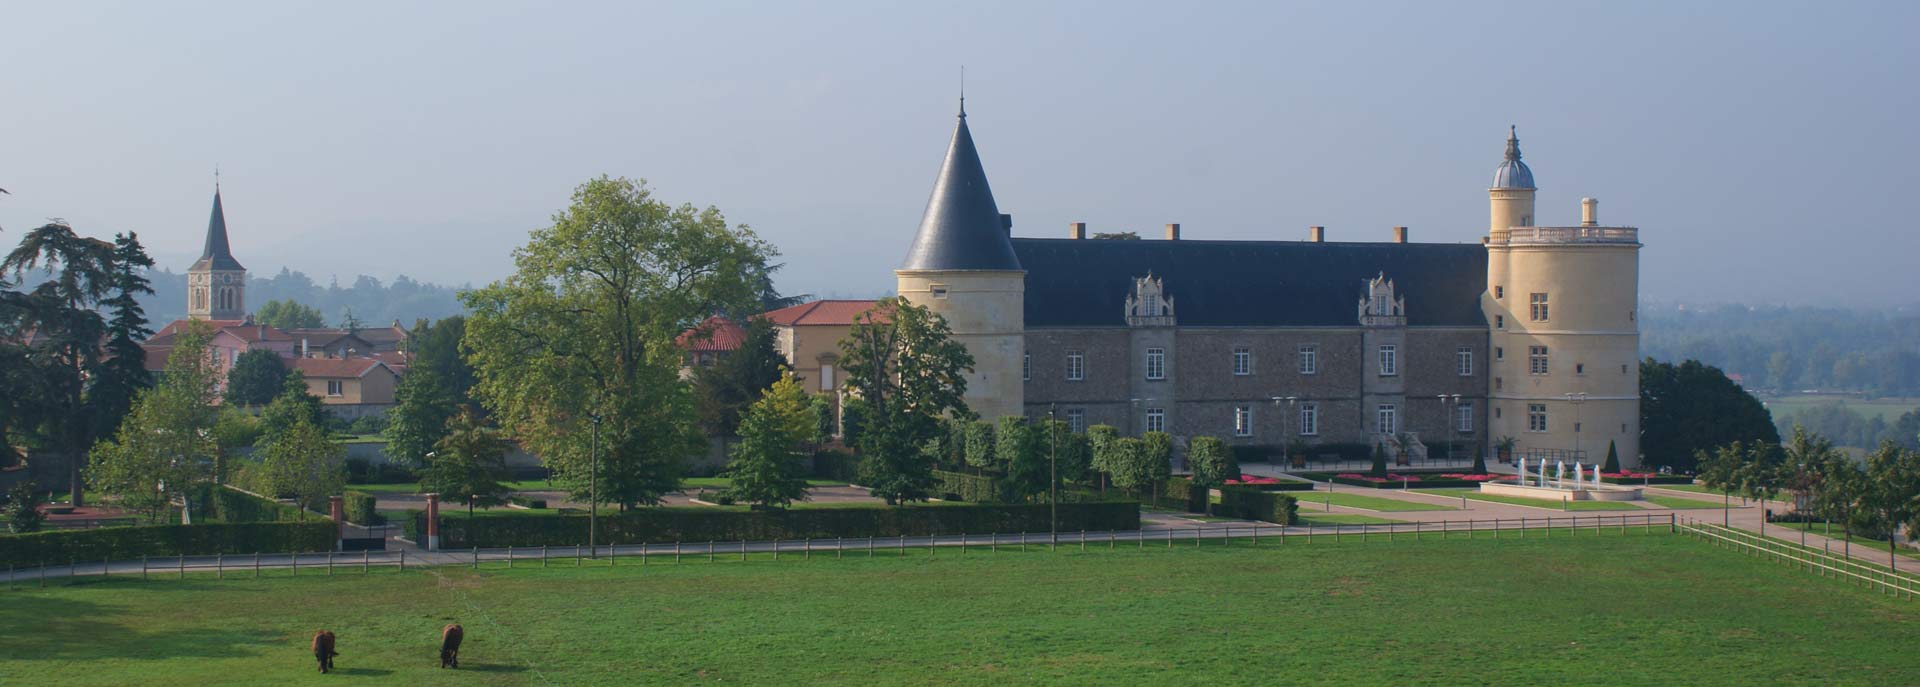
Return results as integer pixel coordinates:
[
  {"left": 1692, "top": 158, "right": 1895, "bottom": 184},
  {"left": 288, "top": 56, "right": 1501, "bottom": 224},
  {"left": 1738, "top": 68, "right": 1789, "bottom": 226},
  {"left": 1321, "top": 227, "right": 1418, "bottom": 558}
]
[
  {"left": 1492, "top": 126, "right": 1535, "bottom": 190},
  {"left": 898, "top": 107, "right": 1022, "bottom": 272},
  {"left": 190, "top": 189, "right": 245, "bottom": 272},
  {"left": 1013, "top": 238, "right": 1489, "bottom": 328}
]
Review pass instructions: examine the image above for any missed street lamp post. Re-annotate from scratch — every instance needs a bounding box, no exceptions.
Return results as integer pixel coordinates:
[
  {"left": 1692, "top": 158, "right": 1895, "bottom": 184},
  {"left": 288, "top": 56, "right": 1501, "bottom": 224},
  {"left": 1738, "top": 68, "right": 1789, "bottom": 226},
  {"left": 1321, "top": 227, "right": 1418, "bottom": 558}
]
[
  {"left": 1048, "top": 404, "right": 1058, "bottom": 547},
  {"left": 1438, "top": 394, "right": 1460, "bottom": 465},
  {"left": 1270, "top": 396, "right": 1297, "bottom": 465},
  {"left": 589, "top": 413, "right": 601, "bottom": 559},
  {"left": 1563, "top": 392, "right": 1587, "bottom": 461}
]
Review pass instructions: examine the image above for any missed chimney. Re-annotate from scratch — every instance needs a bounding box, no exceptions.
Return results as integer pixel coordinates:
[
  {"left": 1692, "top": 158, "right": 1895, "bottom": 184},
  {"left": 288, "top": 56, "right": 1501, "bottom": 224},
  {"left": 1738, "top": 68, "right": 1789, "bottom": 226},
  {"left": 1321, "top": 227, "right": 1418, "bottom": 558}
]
[
  {"left": 1392, "top": 226, "right": 1408, "bottom": 243},
  {"left": 1000, "top": 213, "right": 1014, "bottom": 235},
  {"left": 1581, "top": 198, "right": 1598, "bottom": 226},
  {"left": 1070, "top": 222, "right": 1086, "bottom": 240},
  {"left": 1165, "top": 223, "right": 1181, "bottom": 241},
  {"left": 301, "top": 338, "right": 310, "bottom": 357},
  {"left": 1309, "top": 226, "right": 1325, "bottom": 243}
]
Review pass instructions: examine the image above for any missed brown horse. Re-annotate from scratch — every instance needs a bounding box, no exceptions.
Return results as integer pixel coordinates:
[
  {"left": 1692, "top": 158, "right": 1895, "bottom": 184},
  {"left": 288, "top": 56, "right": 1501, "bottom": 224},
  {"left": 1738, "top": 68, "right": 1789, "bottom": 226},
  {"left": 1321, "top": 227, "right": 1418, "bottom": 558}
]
[
  {"left": 439, "top": 624, "right": 463, "bottom": 669},
  {"left": 311, "top": 630, "right": 337, "bottom": 673}
]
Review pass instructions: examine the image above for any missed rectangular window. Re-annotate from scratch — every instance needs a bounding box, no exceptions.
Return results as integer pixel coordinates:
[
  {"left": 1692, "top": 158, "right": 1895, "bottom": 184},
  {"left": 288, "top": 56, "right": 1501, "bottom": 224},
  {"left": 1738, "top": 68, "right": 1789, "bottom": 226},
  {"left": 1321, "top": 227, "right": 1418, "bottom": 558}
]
[
  {"left": 1232, "top": 347, "right": 1252, "bottom": 376},
  {"left": 1496, "top": 315, "right": 1504, "bottom": 329},
  {"left": 1456, "top": 346, "right": 1474, "bottom": 376},
  {"left": 1527, "top": 403, "right": 1548, "bottom": 432},
  {"left": 1576, "top": 363, "right": 1586, "bottom": 376},
  {"left": 929, "top": 285, "right": 948, "bottom": 299},
  {"left": 1234, "top": 406, "right": 1253, "bottom": 437},
  {"left": 1066, "top": 409, "right": 1085, "bottom": 433},
  {"left": 1145, "top": 407, "right": 1166, "bottom": 433},
  {"left": 1456, "top": 402, "right": 1475, "bottom": 433},
  {"left": 1378, "top": 345, "right": 1398, "bottom": 376},
  {"left": 1495, "top": 285, "right": 1504, "bottom": 299},
  {"left": 1529, "top": 293, "right": 1549, "bottom": 322},
  {"left": 1376, "top": 404, "right": 1397, "bottom": 434},
  {"left": 326, "top": 380, "right": 344, "bottom": 397},
  {"left": 1066, "top": 351, "right": 1085, "bottom": 381},
  {"left": 1298, "top": 345, "right": 1318, "bottom": 374},
  {"left": 1299, "top": 403, "right": 1319, "bottom": 436},
  {"left": 1529, "top": 346, "right": 1549, "bottom": 375},
  {"left": 1023, "top": 353, "right": 1031, "bottom": 381},
  {"left": 1145, "top": 348, "right": 1166, "bottom": 380},
  {"left": 1495, "top": 346, "right": 1504, "bottom": 361},
  {"left": 1496, "top": 376, "right": 1503, "bottom": 390},
  {"left": 820, "top": 364, "right": 835, "bottom": 391}
]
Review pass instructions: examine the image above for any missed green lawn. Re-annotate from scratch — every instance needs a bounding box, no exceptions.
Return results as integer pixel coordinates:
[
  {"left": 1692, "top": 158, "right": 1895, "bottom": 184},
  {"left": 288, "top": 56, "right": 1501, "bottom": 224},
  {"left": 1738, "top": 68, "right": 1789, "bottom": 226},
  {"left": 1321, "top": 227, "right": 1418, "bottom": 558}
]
[
  {"left": 1763, "top": 395, "right": 1918, "bottom": 423},
  {"left": 1412, "top": 488, "right": 1645, "bottom": 511},
  {"left": 1297, "top": 491, "right": 1457, "bottom": 512},
  {"left": 1645, "top": 495, "right": 1729, "bottom": 510},
  {"left": 5, "top": 534, "right": 1917, "bottom": 685},
  {"left": 1296, "top": 513, "right": 1403, "bottom": 526},
  {"left": 1656, "top": 484, "right": 1740, "bottom": 497}
]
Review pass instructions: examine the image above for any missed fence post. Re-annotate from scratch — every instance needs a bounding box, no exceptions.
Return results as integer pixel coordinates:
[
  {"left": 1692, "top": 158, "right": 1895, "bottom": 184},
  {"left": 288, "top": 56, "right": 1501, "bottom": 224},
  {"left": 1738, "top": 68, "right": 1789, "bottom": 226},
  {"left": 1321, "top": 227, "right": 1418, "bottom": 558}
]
[
  {"left": 400, "top": 549, "right": 405, "bottom": 571},
  {"left": 577, "top": 544, "right": 583, "bottom": 567},
  {"left": 141, "top": 556, "right": 147, "bottom": 581},
  {"left": 774, "top": 539, "right": 781, "bottom": 562},
  {"left": 1195, "top": 527, "right": 1201, "bottom": 548},
  {"left": 508, "top": 546, "right": 514, "bottom": 569},
  {"left": 991, "top": 532, "right": 997, "bottom": 553},
  {"left": 1167, "top": 528, "right": 1172, "bottom": 548},
  {"left": 254, "top": 552, "right": 261, "bottom": 578},
  {"left": 543, "top": 545, "right": 549, "bottom": 568},
  {"left": 836, "top": 537, "right": 843, "bottom": 559},
  {"left": 362, "top": 550, "right": 369, "bottom": 574},
  {"left": 806, "top": 538, "right": 812, "bottom": 560},
  {"left": 708, "top": 541, "right": 715, "bottom": 563},
  {"left": 867, "top": 536, "right": 873, "bottom": 557},
  {"left": 473, "top": 547, "right": 479, "bottom": 570},
  {"left": 900, "top": 535, "right": 907, "bottom": 556},
  {"left": 675, "top": 540, "right": 682, "bottom": 564},
  {"left": 642, "top": 543, "right": 648, "bottom": 566},
  {"left": 1112, "top": 529, "right": 1118, "bottom": 549},
  {"left": 1081, "top": 530, "right": 1087, "bottom": 552}
]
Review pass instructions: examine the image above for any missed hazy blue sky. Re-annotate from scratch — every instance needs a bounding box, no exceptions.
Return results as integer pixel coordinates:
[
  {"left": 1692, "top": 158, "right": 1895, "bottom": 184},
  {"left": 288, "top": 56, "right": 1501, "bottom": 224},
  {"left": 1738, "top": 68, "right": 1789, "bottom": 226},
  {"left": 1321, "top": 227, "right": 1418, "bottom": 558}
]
[{"left": 3, "top": 1, "right": 1915, "bottom": 305}]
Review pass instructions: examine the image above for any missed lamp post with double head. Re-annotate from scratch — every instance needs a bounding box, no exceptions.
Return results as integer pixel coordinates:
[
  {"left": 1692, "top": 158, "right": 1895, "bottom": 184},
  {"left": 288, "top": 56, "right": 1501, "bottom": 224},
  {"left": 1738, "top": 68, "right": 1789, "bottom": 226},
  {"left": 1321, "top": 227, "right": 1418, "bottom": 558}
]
[
  {"left": 1048, "top": 404, "right": 1058, "bottom": 547},
  {"left": 1562, "top": 392, "right": 1587, "bottom": 461},
  {"left": 1270, "top": 396, "right": 1297, "bottom": 465},
  {"left": 1437, "top": 394, "right": 1461, "bottom": 465}
]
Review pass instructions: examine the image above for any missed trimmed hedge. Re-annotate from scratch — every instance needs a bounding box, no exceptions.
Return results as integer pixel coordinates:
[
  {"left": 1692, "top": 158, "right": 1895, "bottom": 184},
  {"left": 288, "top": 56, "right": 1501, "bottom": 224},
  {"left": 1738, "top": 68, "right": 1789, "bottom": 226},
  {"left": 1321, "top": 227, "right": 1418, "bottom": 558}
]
[
  {"left": 210, "top": 486, "right": 308, "bottom": 523},
  {"left": 1236, "top": 479, "right": 1315, "bottom": 492},
  {"left": 419, "top": 501, "right": 1142, "bottom": 548},
  {"left": 1155, "top": 477, "right": 1206, "bottom": 513},
  {"left": 934, "top": 470, "right": 1004, "bottom": 503},
  {"left": 811, "top": 449, "right": 859, "bottom": 482},
  {"left": 0, "top": 521, "right": 336, "bottom": 568},
  {"left": 343, "top": 491, "right": 382, "bottom": 526},
  {"left": 1215, "top": 487, "right": 1299, "bottom": 525}
]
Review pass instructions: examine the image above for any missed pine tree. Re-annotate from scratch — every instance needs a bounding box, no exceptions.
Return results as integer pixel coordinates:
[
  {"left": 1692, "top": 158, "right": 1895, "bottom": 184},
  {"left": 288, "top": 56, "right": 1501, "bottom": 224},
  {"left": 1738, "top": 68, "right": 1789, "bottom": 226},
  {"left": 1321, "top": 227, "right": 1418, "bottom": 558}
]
[
  {"left": 1602, "top": 440, "right": 1621, "bottom": 474},
  {"left": 1370, "top": 442, "right": 1388, "bottom": 477}
]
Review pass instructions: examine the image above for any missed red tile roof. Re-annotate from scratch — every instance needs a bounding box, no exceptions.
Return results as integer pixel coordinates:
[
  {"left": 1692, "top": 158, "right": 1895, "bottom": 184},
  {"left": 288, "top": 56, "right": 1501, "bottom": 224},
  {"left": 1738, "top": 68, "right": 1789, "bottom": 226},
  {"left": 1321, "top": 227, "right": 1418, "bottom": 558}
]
[
  {"left": 148, "top": 319, "right": 292, "bottom": 344},
  {"left": 759, "top": 300, "right": 880, "bottom": 327},
  {"left": 676, "top": 315, "right": 748, "bottom": 352},
  {"left": 290, "top": 357, "right": 390, "bottom": 379}
]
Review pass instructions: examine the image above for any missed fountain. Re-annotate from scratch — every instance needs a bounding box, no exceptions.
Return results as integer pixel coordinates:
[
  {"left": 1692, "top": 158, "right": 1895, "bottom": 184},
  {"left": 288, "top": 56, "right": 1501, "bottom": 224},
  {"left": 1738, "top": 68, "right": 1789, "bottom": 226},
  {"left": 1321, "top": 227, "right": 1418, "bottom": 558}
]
[{"left": 1482, "top": 457, "right": 1644, "bottom": 502}]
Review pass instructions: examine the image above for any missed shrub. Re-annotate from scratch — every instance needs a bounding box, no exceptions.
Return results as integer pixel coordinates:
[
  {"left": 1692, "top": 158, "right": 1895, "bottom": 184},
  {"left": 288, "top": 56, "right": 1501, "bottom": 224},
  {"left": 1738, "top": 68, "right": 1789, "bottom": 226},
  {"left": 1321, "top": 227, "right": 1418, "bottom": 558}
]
[
  {"left": 811, "top": 449, "right": 859, "bottom": 482},
  {"left": 345, "top": 458, "right": 416, "bottom": 484},
  {"left": 934, "top": 470, "right": 1004, "bottom": 502},
  {"left": 1215, "top": 487, "right": 1298, "bottom": 525},
  {"left": 420, "top": 501, "right": 1142, "bottom": 548},
  {"left": 343, "top": 490, "right": 382, "bottom": 526},
  {"left": 210, "top": 485, "right": 309, "bottom": 522},
  {"left": 348, "top": 414, "right": 389, "bottom": 436},
  {"left": 1156, "top": 476, "right": 1206, "bottom": 513},
  {"left": 0, "top": 521, "right": 337, "bottom": 567}
]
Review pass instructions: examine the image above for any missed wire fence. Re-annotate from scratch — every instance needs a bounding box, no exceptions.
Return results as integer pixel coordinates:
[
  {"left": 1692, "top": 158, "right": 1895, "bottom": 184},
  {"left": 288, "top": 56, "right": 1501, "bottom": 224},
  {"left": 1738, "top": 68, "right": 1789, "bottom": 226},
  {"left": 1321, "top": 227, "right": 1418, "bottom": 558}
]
[
  {"left": 4, "top": 513, "right": 1688, "bottom": 590},
  {"left": 1676, "top": 516, "right": 1917, "bottom": 600}
]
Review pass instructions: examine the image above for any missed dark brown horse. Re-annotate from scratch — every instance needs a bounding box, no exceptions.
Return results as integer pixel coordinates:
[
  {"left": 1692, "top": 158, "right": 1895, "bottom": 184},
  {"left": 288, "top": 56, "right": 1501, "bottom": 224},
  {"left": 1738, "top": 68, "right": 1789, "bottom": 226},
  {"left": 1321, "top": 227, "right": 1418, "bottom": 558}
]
[
  {"left": 439, "top": 624, "right": 463, "bottom": 669},
  {"left": 311, "top": 630, "right": 337, "bottom": 673}
]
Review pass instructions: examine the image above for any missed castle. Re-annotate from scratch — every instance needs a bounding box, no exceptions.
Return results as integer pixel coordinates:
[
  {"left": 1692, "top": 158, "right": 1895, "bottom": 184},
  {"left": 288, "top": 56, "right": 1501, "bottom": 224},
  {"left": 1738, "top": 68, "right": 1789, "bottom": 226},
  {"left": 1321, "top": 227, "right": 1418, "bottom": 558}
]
[{"left": 894, "top": 106, "right": 1642, "bottom": 467}]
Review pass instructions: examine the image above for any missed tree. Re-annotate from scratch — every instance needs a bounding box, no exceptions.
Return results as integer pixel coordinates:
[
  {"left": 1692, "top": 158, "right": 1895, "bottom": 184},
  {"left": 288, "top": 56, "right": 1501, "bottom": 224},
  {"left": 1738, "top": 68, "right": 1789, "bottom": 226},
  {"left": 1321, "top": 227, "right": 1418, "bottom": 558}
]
[
  {"left": 384, "top": 316, "right": 477, "bottom": 466},
  {"left": 1812, "top": 451, "right": 1867, "bottom": 559},
  {"left": 1187, "top": 436, "right": 1232, "bottom": 515},
  {"left": 4, "top": 481, "right": 45, "bottom": 533},
  {"left": 998, "top": 417, "right": 1047, "bottom": 503},
  {"left": 1142, "top": 431, "right": 1174, "bottom": 494},
  {"left": 419, "top": 408, "right": 513, "bottom": 512},
  {"left": 1471, "top": 444, "right": 1489, "bottom": 474},
  {"left": 1042, "top": 420, "right": 1091, "bottom": 486},
  {"left": 258, "top": 371, "right": 327, "bottom": 439},
  {"left": 1696, "top": 443, "right": 1746, "bottom": 527},
  {"left": 1641, "top": 358, "right": 1779, "bottom": 472},
  {"left": 1087, "top": 424, "right": 1119, "bottom": 495},
  {"left": 258, "top": 416, "right": 346, "bottom": 516},
  {"left": 720, "top": 374, "right": 818, "bottom": 508},
  {"left": 1860, "top": 441, "right": 1920, "bottom": 569},
  {"left": 1766, "top": 351, "right": 1795, "bottom": 393},
  {"left": 810, "top": 394, "right": 835, "bottom": 445},
  {"left": 837, "top": 297, "right": 975, "bottom": 505},
  {"left": 1107, "top": 437, "right": 1154, "bottom": 499},
  {"left": 88, "top": 323, "right": 221, "bottom": 522},
  {"left": 963, "top": 420, "right": 997, "bottom": 475},
  {"left": 91, "top": 232, "right": 155, "bottom": 445},
  {"left": 1736, "top": 441, "right": 1785, "bottom": 538},
  {"left": 1601, "top": 440, "right": 1621, "bottom": 474},
  {"left": 254, "top": 299, "right": 325, "bottom": 330},
  {"left": 1369, "top": 442, "right": 1388, "bottom": 477},
  {"left": 3, "top": 222, "right": 117, "bottom": 506},
  {"left": 337, "top": 307, "right": 364, "bottom": 331},
  {"left": 224, "top": 349, "right": 288, "bottom": 406},
  {"left": 693, "top": 320, "right": 785, "bottom": 436},
  {"left": 463, "top": 177, "right": 772, "bottom": 509}
]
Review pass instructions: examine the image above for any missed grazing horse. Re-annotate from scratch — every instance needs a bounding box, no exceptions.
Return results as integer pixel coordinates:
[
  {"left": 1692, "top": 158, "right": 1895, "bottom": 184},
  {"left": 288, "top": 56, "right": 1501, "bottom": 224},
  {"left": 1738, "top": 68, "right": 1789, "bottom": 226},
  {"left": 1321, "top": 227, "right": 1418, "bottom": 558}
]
[
  {"left": 312, "top": 630, "right": 338, "bottom": 673},
  {"left": 439, "top": 624, "right": 464, "bottom": 669}
]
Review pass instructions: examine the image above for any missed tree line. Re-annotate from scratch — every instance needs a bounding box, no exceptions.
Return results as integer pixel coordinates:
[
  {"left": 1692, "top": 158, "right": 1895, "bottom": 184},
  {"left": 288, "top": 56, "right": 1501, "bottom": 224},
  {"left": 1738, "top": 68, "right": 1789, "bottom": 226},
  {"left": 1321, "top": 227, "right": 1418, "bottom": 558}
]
[
  {"left": 1641, "top": 302, "right": 1920, "bottom": 396},
  {"left": 1696, "top": 428, "right": 1920, "bottom": 568}
]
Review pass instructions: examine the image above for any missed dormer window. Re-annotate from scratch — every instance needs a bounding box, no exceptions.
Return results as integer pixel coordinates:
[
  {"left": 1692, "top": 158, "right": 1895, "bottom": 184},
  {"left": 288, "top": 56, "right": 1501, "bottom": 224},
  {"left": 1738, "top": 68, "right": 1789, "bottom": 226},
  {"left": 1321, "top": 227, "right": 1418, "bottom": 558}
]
[
  {"left": 1124, "top": 274, "right": 1176, "bottom": 326},
  {"left": 1358, "top": 273, "right": 1406, "bottom": 327}
]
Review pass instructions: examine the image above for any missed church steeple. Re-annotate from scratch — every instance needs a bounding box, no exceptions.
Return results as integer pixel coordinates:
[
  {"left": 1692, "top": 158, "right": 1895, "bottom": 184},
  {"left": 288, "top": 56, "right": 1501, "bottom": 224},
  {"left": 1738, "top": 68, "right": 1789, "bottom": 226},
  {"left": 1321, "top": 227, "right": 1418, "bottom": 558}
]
[
  {"left": 899, "top": 102, "right": 1022, "bottom": 272},
  {"left": 187, "top": 184, "right": 247, "bottom": 320}
]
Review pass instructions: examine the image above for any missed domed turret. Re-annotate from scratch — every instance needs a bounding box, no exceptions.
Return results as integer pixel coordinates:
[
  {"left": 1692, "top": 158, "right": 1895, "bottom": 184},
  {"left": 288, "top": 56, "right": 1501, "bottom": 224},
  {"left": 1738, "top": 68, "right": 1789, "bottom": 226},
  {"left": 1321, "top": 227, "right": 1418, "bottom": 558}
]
[{"left": 1492, "top": 126, "right": 1535, "bottom": 190}]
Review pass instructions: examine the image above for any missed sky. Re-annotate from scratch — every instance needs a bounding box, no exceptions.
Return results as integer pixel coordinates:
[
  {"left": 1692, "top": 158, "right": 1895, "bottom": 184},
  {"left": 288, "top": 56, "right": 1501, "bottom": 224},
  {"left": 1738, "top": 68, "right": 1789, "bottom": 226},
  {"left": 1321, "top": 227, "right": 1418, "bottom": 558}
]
[{"left": 3, "top": 1, "right": 1916, "bottom": 306}]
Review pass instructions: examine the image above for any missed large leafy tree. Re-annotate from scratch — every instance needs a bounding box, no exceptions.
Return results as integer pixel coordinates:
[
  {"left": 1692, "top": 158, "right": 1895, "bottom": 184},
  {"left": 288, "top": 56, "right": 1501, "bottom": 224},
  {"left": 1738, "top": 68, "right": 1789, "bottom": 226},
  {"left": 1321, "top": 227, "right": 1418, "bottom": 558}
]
[
  {"left": 419, "top": 407, "right": 512, "bottom": 512},
  {"left": 224, "top": 348, "right": 288, "bottom": 407},
  {"left": 463, "top": 177, "right": 773, "bottom": 509},
  {"left": 1641, "top": 358, "right": 1779, "bottom": 472},
  {"left": 257, "top": 414, "right": 346, "bottom": 516},
  {"left": 1860, "top": 441, "right": 1920, "bottom": 569},
  {"left": 254, "top": 299, "right": 325, "bottom": 330},
  {"left": 2, "top": 221, "right": 143, "bottom": 506},
  {"left": 1187, "top": 436, "right": 1233, "bottom": 515},
  {"left": 998, "top": 416, "right": 1047, "bottom": 503},
  {"left": 89, "top": 322, "right": 220, "bottom": 523},
  {"left": 692, "top": 319, "right": 785, "bottom": 436},
  {"left": 384, "top": 316, "right": 477, "bottom": 466},
  {"left": 720, "top": 374, "right": 817, "bottom": 508},
  {"left": 1087, "top": 424, "right": 1119, "bottom": 494},
  {"left": 837, "top": 297, "right": 975, "bottom": 505}
]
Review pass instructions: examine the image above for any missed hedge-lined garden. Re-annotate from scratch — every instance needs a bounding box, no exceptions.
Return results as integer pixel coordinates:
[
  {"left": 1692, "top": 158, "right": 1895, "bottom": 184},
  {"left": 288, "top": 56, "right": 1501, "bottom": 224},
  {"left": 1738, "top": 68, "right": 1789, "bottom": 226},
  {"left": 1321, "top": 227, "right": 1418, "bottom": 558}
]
[
  {"left": 1215, "top": 487, "right": 1299, "bottom": 525},
  {"left": 0, "top": 486, "right": 335, "bottom": 568},
  {"left": 413, "top": 500, "right": 1141, "bottom": 548}
]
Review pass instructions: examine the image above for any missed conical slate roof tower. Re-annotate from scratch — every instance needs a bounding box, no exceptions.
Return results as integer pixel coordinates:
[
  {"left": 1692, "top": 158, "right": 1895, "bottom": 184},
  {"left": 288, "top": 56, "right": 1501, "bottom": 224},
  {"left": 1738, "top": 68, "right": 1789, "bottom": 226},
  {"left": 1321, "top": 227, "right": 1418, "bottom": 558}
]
[{"left": 899, "top": 102, "right": 1022, "bottom": 272}]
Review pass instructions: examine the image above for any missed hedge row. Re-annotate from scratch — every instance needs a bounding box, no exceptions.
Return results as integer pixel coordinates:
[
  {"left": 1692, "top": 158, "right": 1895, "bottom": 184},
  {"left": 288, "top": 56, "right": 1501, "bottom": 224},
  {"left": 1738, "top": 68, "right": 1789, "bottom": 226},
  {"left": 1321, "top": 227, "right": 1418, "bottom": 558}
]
[
  {"left": 210, "top": 485, "right": 308, "bottom": 523},
  {"left": 1155, "top": 477, "right": 1207, "bottom": 513},
  {"left": 1215, "top": 487, "right": 1299, "bottom": 525},
  {"left": 933, "top": 470, "right": 1004, "bottom": 503},
  {"left": 1601, "top": 475, "right": 1694, "bottom": 485},
  {"left": 417, "top": 501, "right": 1142, "bottom": 548},
  {"left": 0, "top": 521, "right": 337, "bottom": 568},
  {"left": 343, "top": 491, "right": 382, "bottom": 526}
]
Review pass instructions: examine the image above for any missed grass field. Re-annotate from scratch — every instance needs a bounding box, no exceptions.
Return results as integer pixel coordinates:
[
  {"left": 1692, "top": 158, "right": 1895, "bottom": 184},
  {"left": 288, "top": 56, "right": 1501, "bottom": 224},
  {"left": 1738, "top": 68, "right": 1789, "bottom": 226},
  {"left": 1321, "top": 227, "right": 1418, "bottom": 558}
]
[
  {"left": 1644, "top": 495, "right": 1728, "bottom": 510},
  {"left": 349, "top": 478, "right": 849, "bottom": 496},
  {"left": 1296, "top": 491, "right": 1457, "bottom": 512},
  {"left": 1762, "top": 395, "right": 1918, "bottom": 423},
  {"left": 1411, "top": 488, "right": 1645, "bottom": 511},
  {"left": 4, "top": 533, "right": 1915, "bottom": 686},
  {"left": 1295, "top": 513, "right": 1403, "bottom": 526}
]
